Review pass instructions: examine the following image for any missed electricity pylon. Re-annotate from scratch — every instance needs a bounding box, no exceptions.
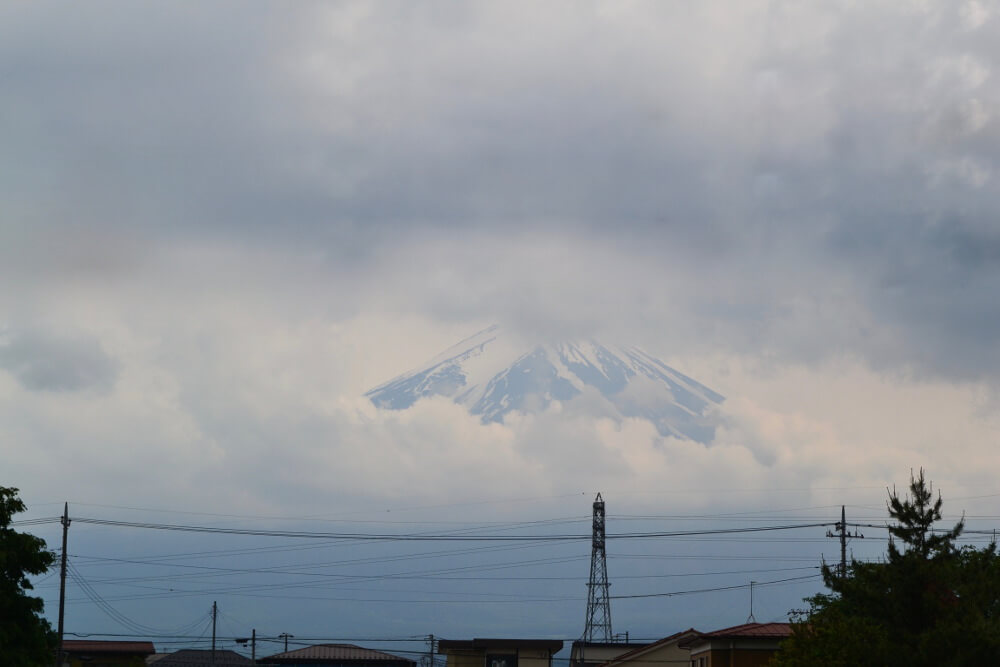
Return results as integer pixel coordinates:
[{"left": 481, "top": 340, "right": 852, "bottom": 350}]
[{"left": 583, "top": 493, "right": 612, "bottom": 642}]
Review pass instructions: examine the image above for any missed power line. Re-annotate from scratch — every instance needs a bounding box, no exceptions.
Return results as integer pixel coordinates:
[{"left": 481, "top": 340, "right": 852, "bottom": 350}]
[
  {"left": 56, "top": 491, "right": 595, "bottom": 520},
  {"left": 71, "top": 537, "right": 575, "bottom": 572},
  {"left": 31, "top": 506, "right": 888, "bottom": 631},
  {"left": 58, "top": 554, "right": 593, "bottom": 603},
  {"left": 68, "top": 554, "right": 819, "bottom": 583},
  {"left": 67, "top": 560, "right": 213, "bottom": 636},
  {"left": 10, "top": 516, "right": 62, "bottom": 526},
  {"left": 70, "top": 516, "right": 834, "bottom": 541},
  {"left": 610, "top": 573, "right": 821, "bottom": 600}
]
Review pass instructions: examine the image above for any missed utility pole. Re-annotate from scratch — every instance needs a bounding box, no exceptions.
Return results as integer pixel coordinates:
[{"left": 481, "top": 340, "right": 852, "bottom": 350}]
[
  {"left": 279, "top": 633, "right": 293, "bottom": 653},
  {"left": 840, "top": 505, "right": 846, "bottom": 576},
  {"left": 826, "top": 505, "right": 863, "bottom": 578},
  {"left": 236, "top": 629, "right": 257, "bottom": 664},
  {"left": 211, "top": 601, "right": 217, "bottom": 665},
  {"left": 426, "top": 634, "right": 435, "bottom": 667},
  {"left": 54, "top": 502, "right": 70, "bottom": 667}
]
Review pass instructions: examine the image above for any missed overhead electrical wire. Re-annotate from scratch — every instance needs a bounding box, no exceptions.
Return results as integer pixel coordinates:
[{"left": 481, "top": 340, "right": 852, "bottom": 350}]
[
  {"left": 57, "top": 549, "right": 828, "bottom": 606},
  {"left": 36, "top": 502, "right": 998, "bottom": 641},
  {"left": 10, "top": 516, "right": 61, "bottom": 527},
  {"left": 35, "top": 548, "right": 825, "bottom": 594},
  {"left": 53, "top": 527, "right": 574, "bottom": 570},
  {"left": 61, "top": 553, "right": 594, "bottom": 604},
  {"left": 70, "top": 530, "right": 583, "bottom": 572},
  {"left": 67, "top": 560, "right": 213, "bottom": 635},
  {"left": 69, "top": 555, "right": 821, "bottom": 583},
  {"left": 65, "top": 539, "right": 589, "bottom": 589},
  {"left": 847, "top": 521, "right": 999, "bottom": 536},
  {"left": 609, "top": 573, "right": 822, "bottom": 599},
  {"left": 65, "top": 573, "right": 822, "bottom": 606},
  {"left": 57, "top": 491, "right": 595, "bottom": 520},
  {"left": 70, "top": 516, "right": 834, "bottom": 540}
]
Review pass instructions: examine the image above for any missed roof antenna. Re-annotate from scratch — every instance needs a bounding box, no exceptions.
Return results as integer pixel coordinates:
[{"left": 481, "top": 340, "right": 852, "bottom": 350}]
[{"left": 746, "top": 581, "right": 757, "bottom": 623}]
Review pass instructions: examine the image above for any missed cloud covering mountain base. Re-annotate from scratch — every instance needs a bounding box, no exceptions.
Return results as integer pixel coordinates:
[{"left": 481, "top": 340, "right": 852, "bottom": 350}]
[{"left": 4, "top": 292, "right": 998, "bottom": 518}]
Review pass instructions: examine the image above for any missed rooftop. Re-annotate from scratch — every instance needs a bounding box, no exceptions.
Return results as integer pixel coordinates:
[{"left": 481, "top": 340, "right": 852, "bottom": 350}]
[
  {"left": 701, "top": 622, "right": 793, "bottom": 639},
  {"left": 438, "top": 639, "right": 564, "bottom": 653},
  {"left": 596, "top": 630, "right": 700, "bottom": 667},
  {"left": 150, "top": 649, "right": 252, "bottom": 667},
  {"left": 263, "top": 644, "right": 415, "bottom": 663},
  {"left": 62, "top": 640, "right": 156, "bottom": 655}
]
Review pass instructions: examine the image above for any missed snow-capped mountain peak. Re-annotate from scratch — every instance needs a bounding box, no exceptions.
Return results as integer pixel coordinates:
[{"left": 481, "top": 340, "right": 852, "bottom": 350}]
[{"left": 365, "top": 326, "right": 723, "bottom": 442}]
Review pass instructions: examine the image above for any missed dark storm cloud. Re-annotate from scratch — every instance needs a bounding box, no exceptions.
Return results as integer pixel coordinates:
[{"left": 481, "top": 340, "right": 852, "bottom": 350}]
[
  {"left": 1, "top": 1, "right": 999, "bottom": 379},
  {"left": 0, "top": 2, "right": 738, "bottom": 241},
  {"left": 0, "top": 331, "right": 119, "bottom": 393},
  {"left": 0, "top": 3, "right": 329, "bottom": 241}
]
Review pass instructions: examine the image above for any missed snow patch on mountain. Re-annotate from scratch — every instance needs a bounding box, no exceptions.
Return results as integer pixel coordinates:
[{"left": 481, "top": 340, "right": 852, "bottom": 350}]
[{"left": 365, "top": 325, "right": 724, "bottom": 442}]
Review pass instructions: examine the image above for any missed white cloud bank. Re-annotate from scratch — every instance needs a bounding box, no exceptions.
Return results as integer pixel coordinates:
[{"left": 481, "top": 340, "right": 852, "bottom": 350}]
[{"left": 5, "top": 273, "right": 998, "bottom": 520}]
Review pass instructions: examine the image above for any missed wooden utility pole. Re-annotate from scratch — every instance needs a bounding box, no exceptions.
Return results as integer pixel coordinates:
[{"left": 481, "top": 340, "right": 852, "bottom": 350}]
[
  {"left": 212, "top": 601, "right": 217, "bottom": 665},
  {"left": 54, "top": 502, "right": 70, "bottom": 667},
  {"left": 838, "top": 505, "right": 847, "bottom": 576}
]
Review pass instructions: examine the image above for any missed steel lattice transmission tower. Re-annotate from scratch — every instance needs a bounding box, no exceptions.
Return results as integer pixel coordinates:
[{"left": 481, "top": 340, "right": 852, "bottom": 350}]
[{"left": 583, "top": 492, "right": 612, "bottom": 642}]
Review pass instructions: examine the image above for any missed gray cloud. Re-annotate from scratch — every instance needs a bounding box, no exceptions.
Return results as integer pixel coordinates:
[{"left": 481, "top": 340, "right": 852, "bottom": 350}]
[
  {"left": 0, "top": 0, "right": 998, "bottom": 384},
  {"left": 0, "top": 330, "right": 119, "bottom": 393},
  {"left": 5, "top": 0, "right": 1000, "bottom": 645}
]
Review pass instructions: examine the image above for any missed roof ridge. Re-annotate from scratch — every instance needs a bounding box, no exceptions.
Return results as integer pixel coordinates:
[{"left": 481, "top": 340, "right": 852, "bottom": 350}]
[{"left": 598, "top": 629, "right": 700, "bottom": 667}]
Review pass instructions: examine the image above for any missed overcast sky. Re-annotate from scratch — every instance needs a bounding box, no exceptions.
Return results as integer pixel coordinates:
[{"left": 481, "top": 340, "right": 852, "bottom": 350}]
[{"left": 3, "top": 0, "right": 1000, "bottom": 648}]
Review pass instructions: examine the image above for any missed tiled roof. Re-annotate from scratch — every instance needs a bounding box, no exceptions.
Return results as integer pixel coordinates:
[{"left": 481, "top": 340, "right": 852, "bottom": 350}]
[
  {"left": 62, "top": 640, "right": 155, "bottom": 654},
  {"left": 152, "top": 649, "right": 252, "bottom": 666},
  {"left": 264, "top": 644, "right": 415, "bottom": 663},
  {"left": 598, "top": 629, "right": 699, "bottom": 667},
  {"left": 701, "top": 623, "right": 793, "bottom": 639},
  {"left": 573, "top": 643, "right": 650, "bottom": 649},
  {"left": 438, "top": 639, "right": 564, "bottom": 652}
]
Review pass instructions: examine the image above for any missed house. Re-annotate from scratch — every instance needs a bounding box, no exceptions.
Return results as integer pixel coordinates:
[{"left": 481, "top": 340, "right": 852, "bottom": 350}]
[
  {"left": 147, "top": 649, "right": 253, "bottom": 666},
  {"left": 259, "top": 643, "right": 416, "bottom": 667},
  {"left": 593, "top": 630, "right": 700, "bottom": 667},
  {"left": 59, "top": 640, "right": 155, "bottom": 667},
  {"left": 679, "top": 623, "right": 792, "bottom": 667},
  {"left": 568, "top": 641, "right": 651, "bottom": 667},
  {"left": 437, "top": 639, "right": 564, "bottom": 667}
]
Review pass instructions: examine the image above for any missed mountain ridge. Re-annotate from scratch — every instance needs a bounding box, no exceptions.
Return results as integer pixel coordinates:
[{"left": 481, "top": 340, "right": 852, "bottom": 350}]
[{"left": 365, "top": 325, "right": 724, "bottom": 442}]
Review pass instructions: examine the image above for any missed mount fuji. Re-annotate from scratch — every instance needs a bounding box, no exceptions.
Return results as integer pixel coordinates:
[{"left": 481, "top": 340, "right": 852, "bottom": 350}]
[{"left": 365, "top": 326, "right": 724, "bottom": 443}]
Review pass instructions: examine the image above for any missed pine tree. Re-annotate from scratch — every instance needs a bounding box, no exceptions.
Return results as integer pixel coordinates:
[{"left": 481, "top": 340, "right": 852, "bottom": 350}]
[
  {"left": 886, "top": 468, "right": 962, "bottom": 560},
  {"left": 0, "top": 486, "right": 56, "bottom": 667},
  {"left": 773, "top": 470, "right": 1000, "bottom": 667}
]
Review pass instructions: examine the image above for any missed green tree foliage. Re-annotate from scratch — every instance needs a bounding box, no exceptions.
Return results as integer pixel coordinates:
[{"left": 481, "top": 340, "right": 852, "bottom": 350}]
[
  {"left": 773, "top": 470, "right": 1000, "bottom": 666},
  {"left": 0, "top": 487, "right": 56, "bottom": 667}
]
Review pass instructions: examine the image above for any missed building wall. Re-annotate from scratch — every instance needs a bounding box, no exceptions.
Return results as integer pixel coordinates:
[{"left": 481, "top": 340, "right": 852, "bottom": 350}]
[
  {"left": 443, "top": 645, "right": 554, "bottom": 667},
  {"left": 570, "top": 645, "right": 638, "bottom": 665},
  {"left": 446, "top": 651, "right": 487, "bottom": 667},
  {"left": 690, "top": 648, "right": 776, "bottom": 667},
  {"left": 615, "top": 643, "right": 691, "bottom": 667},
  {"left": 65, "top": 655, "right": 148, "bottom": 667},
  {"left": 268, "top": 663, "right": 415, "bottom": 667},
  {"left": 514, "top": 646, "right": 554, "bottom": 667}
]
